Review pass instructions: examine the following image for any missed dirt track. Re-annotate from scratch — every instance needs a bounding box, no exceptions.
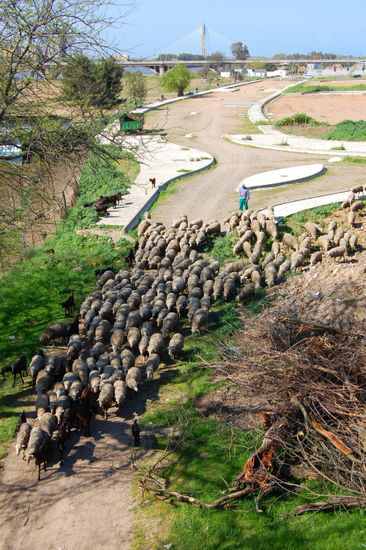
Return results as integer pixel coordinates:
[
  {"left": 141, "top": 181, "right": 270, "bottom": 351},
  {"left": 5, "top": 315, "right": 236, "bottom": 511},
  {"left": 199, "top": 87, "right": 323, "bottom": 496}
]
[
  {"left": 147, "top": 80, "right": 366, "bottom": 226},
  {"left": 2, "top": 77, "right": 366, "bottom": 550}
]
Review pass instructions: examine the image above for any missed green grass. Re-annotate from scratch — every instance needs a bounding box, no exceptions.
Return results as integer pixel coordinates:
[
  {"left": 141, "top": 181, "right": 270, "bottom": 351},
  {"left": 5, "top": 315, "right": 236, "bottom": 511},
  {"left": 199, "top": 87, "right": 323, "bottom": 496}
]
[
  {"left": 202, "top": 235, "right": 238, "bottom": 265},
  {"left": 275, "top": 113, "right": 324, "bottom": 127},
  {"left": 343, "top": 156, "right": 366, "bottom": 165},
  {"left": 284, "top": 83, "right": 366, "bottom": 94},
  {"left": 279, "top": 203, "right": 341, "bottom": 237},
  {"left": 323, "top": 120, "right": 366, "bottom": 141},
  {"left": 331, "top": 145, "right": 346, "bottom": 150}
]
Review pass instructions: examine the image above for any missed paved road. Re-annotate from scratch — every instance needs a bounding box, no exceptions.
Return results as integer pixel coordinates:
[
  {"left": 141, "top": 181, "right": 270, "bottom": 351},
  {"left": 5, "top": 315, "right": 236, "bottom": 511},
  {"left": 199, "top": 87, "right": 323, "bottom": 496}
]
[{"left": 146, "top": 80, "right": 366, "bottom": 226}]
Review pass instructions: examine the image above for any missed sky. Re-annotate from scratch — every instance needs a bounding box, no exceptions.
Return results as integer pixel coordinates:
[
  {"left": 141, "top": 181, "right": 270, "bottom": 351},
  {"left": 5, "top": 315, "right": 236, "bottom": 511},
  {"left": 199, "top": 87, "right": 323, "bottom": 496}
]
[{"left": 111, "top": 0, "right": 366, "bottom": 59}]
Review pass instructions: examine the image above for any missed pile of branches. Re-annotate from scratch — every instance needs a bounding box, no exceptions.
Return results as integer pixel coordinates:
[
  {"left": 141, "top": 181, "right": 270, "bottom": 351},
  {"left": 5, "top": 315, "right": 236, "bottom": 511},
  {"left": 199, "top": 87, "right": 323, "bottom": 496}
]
[{"left": 140, "top": 316, "right": 366, "bottom": 513}]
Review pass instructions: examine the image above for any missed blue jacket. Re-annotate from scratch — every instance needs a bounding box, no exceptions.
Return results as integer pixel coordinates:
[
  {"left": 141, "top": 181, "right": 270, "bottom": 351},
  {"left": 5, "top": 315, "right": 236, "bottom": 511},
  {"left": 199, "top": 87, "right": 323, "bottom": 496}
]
[{"left": 239, "top": 186, "right": 250, "bottom": 200}]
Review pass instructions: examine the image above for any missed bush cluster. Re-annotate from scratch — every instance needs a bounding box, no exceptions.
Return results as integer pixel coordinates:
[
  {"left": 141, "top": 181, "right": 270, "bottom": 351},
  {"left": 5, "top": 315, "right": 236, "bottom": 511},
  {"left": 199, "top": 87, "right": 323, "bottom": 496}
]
[{"left": 323, "top": 120, "right": 366, "bottom": 141}]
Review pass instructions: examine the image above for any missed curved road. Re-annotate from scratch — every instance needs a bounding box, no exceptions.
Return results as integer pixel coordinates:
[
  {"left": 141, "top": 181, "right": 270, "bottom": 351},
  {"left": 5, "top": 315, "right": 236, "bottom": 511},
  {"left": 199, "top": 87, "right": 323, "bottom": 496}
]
[{"left": 146, "top": 79, "right": 366, "bottom": 226}]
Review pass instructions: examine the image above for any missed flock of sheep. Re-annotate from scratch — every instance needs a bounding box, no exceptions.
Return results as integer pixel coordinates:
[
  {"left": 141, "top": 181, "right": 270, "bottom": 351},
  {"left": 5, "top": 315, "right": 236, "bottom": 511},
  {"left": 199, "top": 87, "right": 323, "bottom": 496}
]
[{"left": 13, "top": 186, "right": 364, "bottom": 478}]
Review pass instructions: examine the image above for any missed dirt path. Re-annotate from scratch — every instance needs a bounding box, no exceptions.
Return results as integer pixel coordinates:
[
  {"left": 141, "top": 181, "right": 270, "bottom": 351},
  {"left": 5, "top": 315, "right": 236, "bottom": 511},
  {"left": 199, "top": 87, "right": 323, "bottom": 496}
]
[
  {"left": 147, "top": 80, "right": 366, "bottom": 226},
  {"left": 0, "top": 382, "right": 159, "bottom": 550}
]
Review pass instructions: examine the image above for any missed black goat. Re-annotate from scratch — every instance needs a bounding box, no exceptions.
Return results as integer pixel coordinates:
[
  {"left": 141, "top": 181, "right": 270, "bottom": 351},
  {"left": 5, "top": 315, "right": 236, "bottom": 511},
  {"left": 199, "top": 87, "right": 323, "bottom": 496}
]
[
  {"left": 56, "top": 422, "right": 67, "bottom": 466},
  {"left": 60, "top": 292, "right": 75, "bottom": 316},
  {"left": 94, "top": 267, "right": 114, "bottom": 277},
  {"left": 35, "top": 435, "right": 52, "bottom": 480},
  {"left": 126, "top": 247, "right": 135, "bottom": 267},
  {"left": 1, "top": 365, "right": 11, "bottom": 380},
  {"left": 11, "top": 354, "right": 27, "bottom": 386},
  {"left": 15, "top": 410, "right": 27, "bottom": 433}
]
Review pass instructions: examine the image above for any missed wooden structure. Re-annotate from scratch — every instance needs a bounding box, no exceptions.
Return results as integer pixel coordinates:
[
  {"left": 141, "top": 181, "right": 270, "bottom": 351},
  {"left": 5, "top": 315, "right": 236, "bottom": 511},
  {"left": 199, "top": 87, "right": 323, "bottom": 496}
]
[{"left": 119, "top": 113, "right": 143, "bottom": 133}]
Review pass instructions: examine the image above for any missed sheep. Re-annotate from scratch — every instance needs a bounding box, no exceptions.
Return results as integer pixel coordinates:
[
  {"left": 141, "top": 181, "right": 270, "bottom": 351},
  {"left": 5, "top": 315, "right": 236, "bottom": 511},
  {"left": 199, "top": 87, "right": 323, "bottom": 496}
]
[
  {"left": 39, "top": 322, "right": 68, "bottom": 344},
  {"left": 277, "top": 260, "right": 291, "bottom": 280},
  {"left": 291, "top": 252, "right": 305, "bottom": 271},
  {"left": 109, "top": 329, "right": 125, "bottom": 352},
  {"left": 162, "top": 312, "right": 179, "bottom": 336},
  {"left": 352, "top": 185, "right": 364, "bottom": 195},
  {"left": 127, "top": 327, "right": 141, "bottom": 349},
  {"left": 114, "top": 380, "right": 127, "bottom": 408},
  {"left": 24, "top": 427, "right": 49, "bottom": 463},
  {"left": 250, "top": 245, "right": 262, "bottom": 265},
  {"left": 242, "top": 241, "right": 252, "bottom": 258},
  {"left": 250, "top": 269, "right": 261, "bottom": 290},
  {"left": 349, "top": 234, "right": 358, "bottom": 250},
  {"left": 348, "top": 211, "right": 356, "bottom": 227},
  {"left": 62, "top": 372, "right": 76, "bottom": 392},
  {"left": 203, "top": 280, "right": 214, "bottom": 297},
  {"left": 318, "top": 235, "right": 333, "bottom": 252},
  {"left": 141, "top": 321, "right": 153, "bottom": 337},
  {"left": 222, "top": 277, "right": 236, "bottom": 301},
  {"left": 328, "top": 246, "right": 346, "bottom": 261},
  {"left": 206, "top": 221, "right": 221, "bottom": 237},
  {"left": 350, "top": 200, "right": 363, "bottom": 212},
  {"left": 69, "top": 379, "right": 83, "bottom": 401},
  {"left": 29, "top": 351, "right": 45, "bottom": 385},
  {"left": 125, "top": 311, "right": 142, "bottom": 330},
  {"left": 90, "top": 341, "right": 106, "bottom": 359},
  {"left": 98, "top": 382, "right": 114, "bottom": 418},
  {"left": 138, "top": 334, "right": 150, "bottom": 356},
  {"left": 171, "top": 276, "right": 185, "bottom": 294},
  {"left": 39, "top": 412, "right": 57, "bottom": 436},
  {"left": 176, "top": 295, "right": 188, "bottom": 316},
  {"left": 15, "top": 422, "right": 32, "bottom": 456},
  {"left": 121, "top": 349, "right": 135, "bottom": 372},
  {"left": 96, "top": 270, "right": 115, "bottom": 289},
  {"left": 273, "top": 254, "right": 286, "bottom": 268},
  {"left": 200, "top": 293, "right": 211, "bottom": 310},
  {"left": 265, "top": 220, "right": 278, "bottom": 240},
  {"left": 147, "top": 333, "right": 164, "bottom": 356},
  {"left": 168, "top": 333, "right": 184, "bottom": 360},
  {"left": 36, "top": 370, "right": 53, "bottom": 395},
  {"left": 299, "top": 236, "right": 311, "bottom": 250},
  {"left": 55, "top": 394, "right": 71, "bottom": 425},
  {"left": 310, "top": 251, "right": 323, "bottom": 265},
  {"left": 237, "top": 283, "right": 255, "bottom": 303},
  {"left": 262, "top": 253, "right": 275, "bottom": 269},
  {"left": 47, "top": 391, "right": 58, "bottom": 414},
  {"left": 282, "top": 233, "right": 298, "bottom": 251},
  {"left": 264, "top": 265, "right": 277, "bottom": 287},
  {"left": 157, "top": 308, "right": 169, "bottom": 328},
  {"left": 271, "top": 242, "right": 281, "bottom": 257},
  {"left": 334, "top": 227, "right": 344, "bottom": 245},
  {"left": 146, "top": 354, "right": 160, "bottom": 380},
  {"left": 126, "top": 367, "right": 145, "bottom": 392},
  {"left": 191, "top": 308, "right": 209, "bottom": 334}
]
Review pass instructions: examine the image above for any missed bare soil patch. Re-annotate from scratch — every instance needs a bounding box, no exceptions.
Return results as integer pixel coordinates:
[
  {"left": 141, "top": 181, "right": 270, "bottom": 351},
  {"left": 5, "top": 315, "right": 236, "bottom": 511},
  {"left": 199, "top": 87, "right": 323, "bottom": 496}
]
[{"left": 268, "top": 87, "right": 366, "bottom": 124}]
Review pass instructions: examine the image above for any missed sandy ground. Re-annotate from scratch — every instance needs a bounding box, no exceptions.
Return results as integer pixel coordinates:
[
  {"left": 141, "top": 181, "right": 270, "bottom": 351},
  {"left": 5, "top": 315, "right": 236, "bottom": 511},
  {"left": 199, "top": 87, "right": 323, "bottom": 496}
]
[
  {"left": 2, "top": 77, "right": 366, "bottom": 550},
  {"left": 0, "top": 381, "right": 164, "bottom": 550},
  {"left": 268, "top": 79, "right": 366, "bottom": 124},
  {"left": 147, "top": 79, "right": 366, "bottom": 227}
]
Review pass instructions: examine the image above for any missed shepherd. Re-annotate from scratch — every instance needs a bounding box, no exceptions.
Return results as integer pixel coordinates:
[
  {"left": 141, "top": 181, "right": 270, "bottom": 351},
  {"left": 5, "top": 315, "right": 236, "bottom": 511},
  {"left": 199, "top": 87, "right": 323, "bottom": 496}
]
[
  {"left": 131, "top": 419, "right": 140, "bottom": 447},
  {"left": 238, "top": 181, "right": 250, "bottom": 211}
]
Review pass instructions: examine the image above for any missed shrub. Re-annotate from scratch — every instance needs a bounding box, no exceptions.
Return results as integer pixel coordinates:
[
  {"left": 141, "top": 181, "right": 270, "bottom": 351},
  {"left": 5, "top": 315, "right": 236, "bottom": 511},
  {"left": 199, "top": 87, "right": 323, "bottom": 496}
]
[
  {"left": 323, "top": 120, "right": 366, "bottom": 141},
  {"left": 275, "top": 113, "right": 322, "bottom": 126}
]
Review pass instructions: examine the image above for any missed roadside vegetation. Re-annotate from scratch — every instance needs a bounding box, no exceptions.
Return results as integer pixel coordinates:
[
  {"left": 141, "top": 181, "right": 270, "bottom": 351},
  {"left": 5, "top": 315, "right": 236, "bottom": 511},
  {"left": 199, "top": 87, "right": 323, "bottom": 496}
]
[
  {"left": 283, "top": 83, "right": 366, "bottom": 94},
  {"left": 274, "top": 113, "right": 366, "bottom": 141}
]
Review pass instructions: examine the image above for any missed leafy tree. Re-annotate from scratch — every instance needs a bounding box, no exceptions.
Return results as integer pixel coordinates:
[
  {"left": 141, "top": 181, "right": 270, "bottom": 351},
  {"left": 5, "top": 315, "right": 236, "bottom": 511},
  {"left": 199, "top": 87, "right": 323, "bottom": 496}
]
[
  {"left": 0, "top": 0, "right": 132, "bottom": 264},
  {"left": 124, "top": 71, "right": 147, "bottom": 105},
  {"left": 230, "top": 42, "right": 249, "bottom": 60},
  {"left": 93, "top": 56, "right": 124, "bottom": 108},
  {"left": 62, "top": 53, "right": 97, "bottom": 104},
  {"left": 160, "top": 65, "right": 191, "bottom": 97},
  {"left": 62, "top": 55, "right": 123, "bottom": 108}
]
